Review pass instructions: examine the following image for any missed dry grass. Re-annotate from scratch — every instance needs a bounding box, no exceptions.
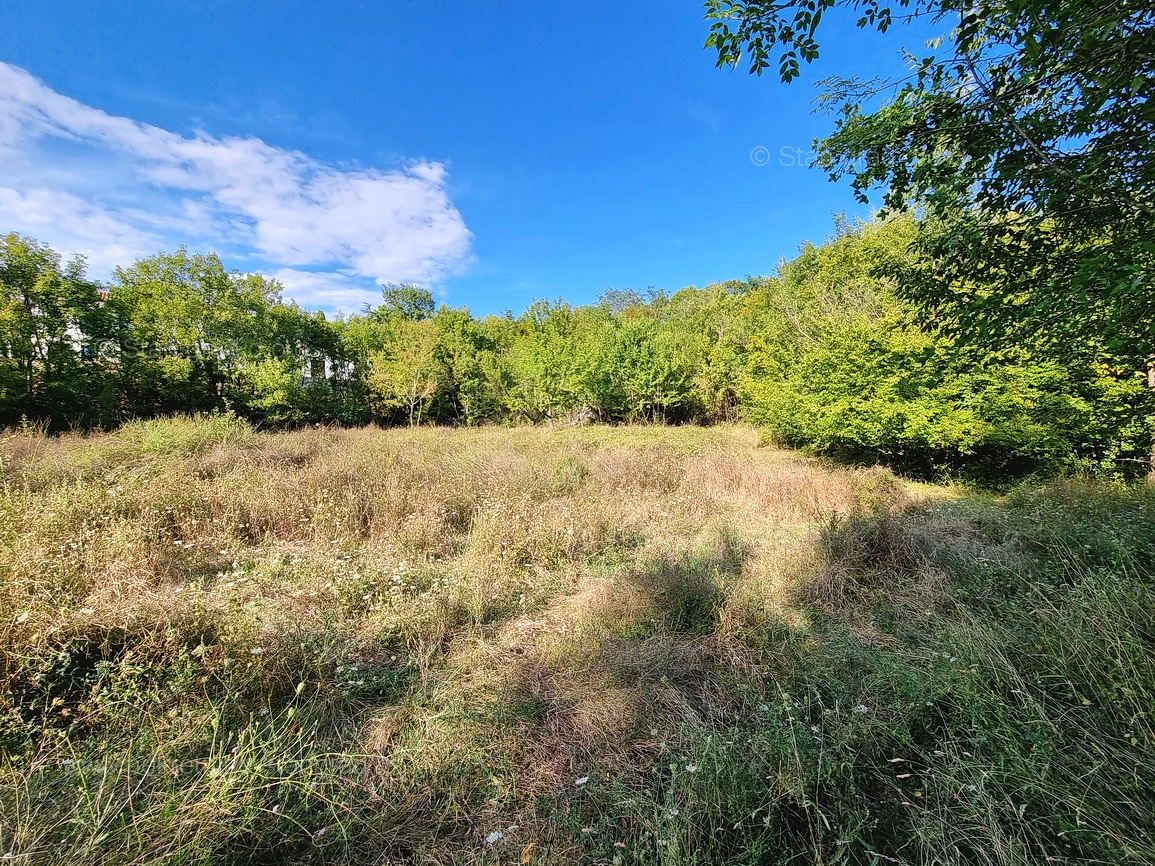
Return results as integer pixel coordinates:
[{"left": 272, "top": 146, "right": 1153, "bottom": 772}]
[
  {"left": 1, "top": 418, "right": 897, "bottom": 863},
  {"left": 3, "top": 417, "right": 1152, "bottom": 865}
]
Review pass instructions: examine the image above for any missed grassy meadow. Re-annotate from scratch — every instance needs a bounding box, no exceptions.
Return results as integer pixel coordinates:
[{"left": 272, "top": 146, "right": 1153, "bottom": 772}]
[{"left": 2, "top": 416, "right": 1154, "bottom": 864}]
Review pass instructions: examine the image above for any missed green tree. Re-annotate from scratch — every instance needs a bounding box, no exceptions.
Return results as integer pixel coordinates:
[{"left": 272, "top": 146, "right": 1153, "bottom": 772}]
[
  {"left": 377, "top": 283, "right": 436, "bottom": 322},
  {"left": 110, "top": 249, "right": 281, "bottom": 415},
  {"left": 365, "top": 317, "right": 448, "bottom": 426},
  {"left": 740, "top": 217, "right": 1148, "bottom": 479},
  {"left": 663, "top": 282, "right": 751, "bottom": 421},
  {"left": 706, "top": 0, "right": 1155, "bottom": 458},
  {"left": 502, "top": 301, "right": 590, "bottom": 423},
  {"left": 432, "top": 306, "right": 502, "bottom": 424},
  {"left": 237, "top": 303, "right": 357, "bottom": 426},
  {"left": 0, "top": 234, "right": 112, "bottom": 427}
]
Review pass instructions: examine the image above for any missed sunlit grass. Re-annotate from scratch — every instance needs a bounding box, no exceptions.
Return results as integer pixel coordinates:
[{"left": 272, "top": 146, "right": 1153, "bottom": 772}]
[{"left": 2, "top": 417, "right": 1152, "bottom": 864}]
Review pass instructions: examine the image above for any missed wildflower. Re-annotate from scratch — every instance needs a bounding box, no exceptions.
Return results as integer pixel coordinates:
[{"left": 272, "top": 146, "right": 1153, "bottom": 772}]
[
  {"left": 485, "top": 830, "right": 503, "bottom": 844},
  {"left": 250, "top": 647, "right": 264, "bottom": 655},
  {"left": 79, "top": 607, "right": 95, "bottom": 615},
  {"left": 271, "top": 804, "right": 281, "bottom": 814},
  {"left": 574, "top": 776, "right": 589, "bottom": 786},
  {"left": 685, "top": 763, "right": 698, "bottom": 773},
  {"left": 316, "top": 827, "right": 327, "bottom": 837},
  {"left": 853, "top": 704, "right": 869, "bottom": 714}
]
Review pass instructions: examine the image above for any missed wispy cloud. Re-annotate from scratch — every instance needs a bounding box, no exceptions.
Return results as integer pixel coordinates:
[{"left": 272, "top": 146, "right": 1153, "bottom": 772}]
[{"left": 0, "top": 62, "right": 473, "bottom": 311}]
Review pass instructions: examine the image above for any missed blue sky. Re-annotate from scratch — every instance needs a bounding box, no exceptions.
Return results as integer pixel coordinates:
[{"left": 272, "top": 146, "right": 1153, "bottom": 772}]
[{"left": 0, "top": 0, "right": 935, "bottom": 316}]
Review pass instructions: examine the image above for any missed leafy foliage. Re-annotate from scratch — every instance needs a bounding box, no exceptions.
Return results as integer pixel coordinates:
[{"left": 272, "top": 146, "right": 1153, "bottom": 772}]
[
  {"left": 1, "top": 219, "right": 1147, "bottom": 481},
  {"left": 0, "top": 234, "right": 111, "bottom": 427},
  {"left": 705, "top": 0, "right": 1155, "bottom": 376},
  {"left": 742, "top": 217, "right": 1149, "bottom": 479}
]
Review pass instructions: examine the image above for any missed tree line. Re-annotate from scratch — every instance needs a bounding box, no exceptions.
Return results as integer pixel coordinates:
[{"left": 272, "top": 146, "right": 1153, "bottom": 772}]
[{"left": 2, "top": 216, "right": 1148, "bottom": 482}]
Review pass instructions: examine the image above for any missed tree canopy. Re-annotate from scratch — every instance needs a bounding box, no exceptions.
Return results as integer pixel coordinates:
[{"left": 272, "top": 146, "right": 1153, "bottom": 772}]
[
  {"left": 705, "top": 0, "right": 1155, "bottom": 373},
  {"left": 3, "top": 220, "right": 1146, "bottom": 482}
]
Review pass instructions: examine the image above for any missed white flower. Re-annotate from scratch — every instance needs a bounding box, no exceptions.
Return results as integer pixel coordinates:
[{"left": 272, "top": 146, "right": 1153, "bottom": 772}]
[
  {"left": 574, "top": 776, "right": 590, "bottom": 786},
  {"left": 485, "top": 830, "right": 504, "bottom": 844},
  {"left": 685, "top": 764, "right": 698, "bottom": 773},
  {"left": 250, "top": 647, "right": 264, "bottom": 655},
  {"left": 853, "top": 704, "right": 870, "bottom": 714},
  {"left": 316, "top": 827, "right": 327, "bottom": 837}
]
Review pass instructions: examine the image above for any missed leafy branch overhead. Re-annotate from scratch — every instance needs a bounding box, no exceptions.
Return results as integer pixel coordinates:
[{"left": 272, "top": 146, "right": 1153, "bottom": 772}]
[{"left": 705, "top": 0, "right": 1155, "bottom": 371}]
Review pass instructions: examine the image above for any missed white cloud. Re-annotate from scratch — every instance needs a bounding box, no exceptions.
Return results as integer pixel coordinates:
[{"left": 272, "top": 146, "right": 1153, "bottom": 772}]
[
  {"left": 269, "top": 269, "right": 382, "bottom": 315},
  {"left": 0, "top": 62, "right": 473, "bottom": 309},
  {"left": 0, "top": 187, "right": 159, "bottom": 274}
]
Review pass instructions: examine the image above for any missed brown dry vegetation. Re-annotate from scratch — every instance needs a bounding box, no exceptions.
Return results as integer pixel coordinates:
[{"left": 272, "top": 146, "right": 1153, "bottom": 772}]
[{"left": 2, "top": 416, "right": 1153, "bottom": 865}]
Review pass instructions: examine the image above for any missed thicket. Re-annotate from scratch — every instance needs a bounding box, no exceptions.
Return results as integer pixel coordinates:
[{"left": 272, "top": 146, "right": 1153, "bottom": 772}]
[{"left": 1, "top": 217, "right": 1149, "bottom": 482}]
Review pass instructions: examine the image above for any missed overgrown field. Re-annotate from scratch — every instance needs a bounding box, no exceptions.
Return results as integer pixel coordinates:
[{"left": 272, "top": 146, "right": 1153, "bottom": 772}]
[{"left": 2, "top": 417, "right": 1153, "bottom": 865}]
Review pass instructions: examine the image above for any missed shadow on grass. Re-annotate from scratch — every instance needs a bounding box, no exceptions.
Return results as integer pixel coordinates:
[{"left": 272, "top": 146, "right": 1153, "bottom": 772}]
[
  {"left": 8, "top": 480, "right": 1155, "bottom": 865},
  {"left": 359, "top": 482, "right": 1155, "bottom": 864}
]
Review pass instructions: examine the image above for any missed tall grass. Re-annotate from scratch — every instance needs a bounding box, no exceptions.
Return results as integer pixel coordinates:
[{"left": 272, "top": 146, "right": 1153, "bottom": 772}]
[{"left": 1, "top": 417, "right": 1152, "bottom": 864}]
